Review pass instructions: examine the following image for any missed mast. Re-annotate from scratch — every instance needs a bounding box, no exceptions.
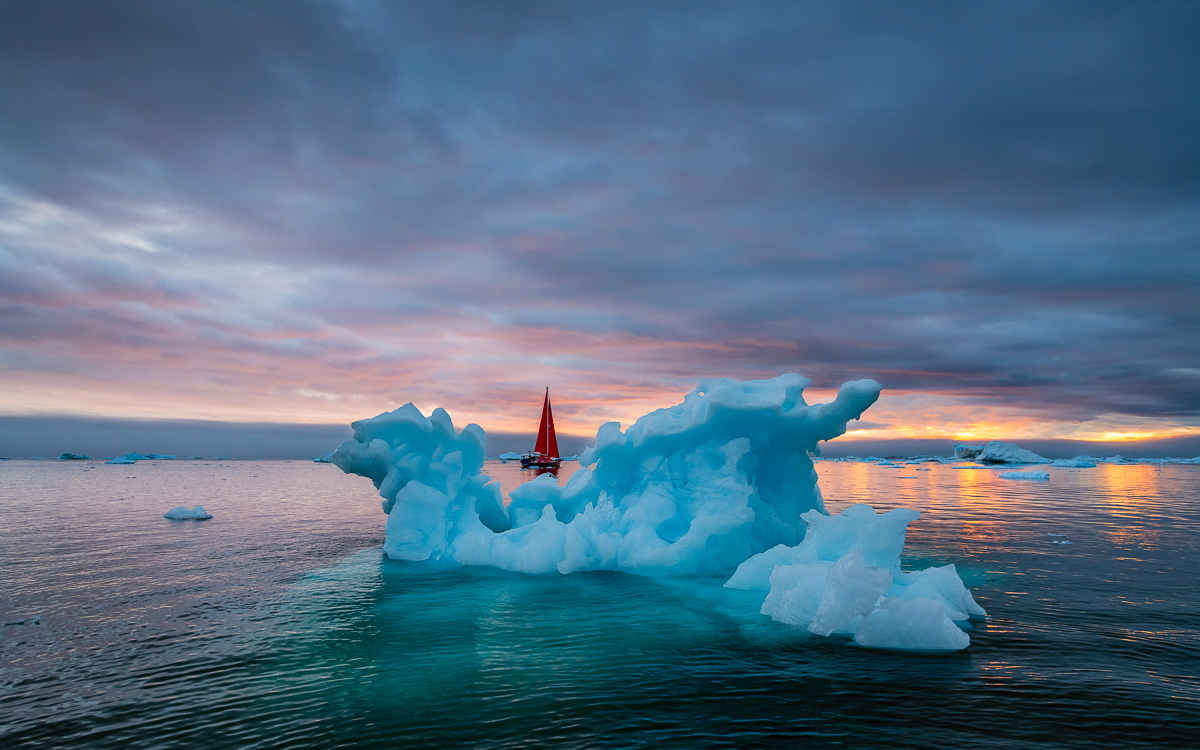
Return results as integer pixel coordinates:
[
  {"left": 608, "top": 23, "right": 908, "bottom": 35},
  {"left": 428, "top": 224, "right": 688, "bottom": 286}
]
[{"left": 534, "top": 387, "right": 560, "bottom": 458}]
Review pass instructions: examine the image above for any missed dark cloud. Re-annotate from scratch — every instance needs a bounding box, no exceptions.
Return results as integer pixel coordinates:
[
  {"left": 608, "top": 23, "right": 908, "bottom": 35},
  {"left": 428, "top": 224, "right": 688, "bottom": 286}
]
[{"left": 0, "top": 0, "right": 1198, "bottom": 431}]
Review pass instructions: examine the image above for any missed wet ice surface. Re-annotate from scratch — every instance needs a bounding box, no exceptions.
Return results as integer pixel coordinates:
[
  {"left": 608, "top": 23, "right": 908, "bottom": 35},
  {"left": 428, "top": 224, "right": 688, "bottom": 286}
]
[{"left": 2, "top": 459, "right": 1199, "bottom": 748}]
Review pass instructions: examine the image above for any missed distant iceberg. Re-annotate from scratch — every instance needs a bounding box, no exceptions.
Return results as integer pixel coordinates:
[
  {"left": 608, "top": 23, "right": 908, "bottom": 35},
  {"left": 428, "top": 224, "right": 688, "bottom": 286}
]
[
  {"left": 1051, "top": 457, "right": 1097, "bottom": 468},
  {"left": 164, "top": 506, "right": 213, "bottom": 520},
  {"left": 953, "top": 444, "right": 984, "bottom": 460},
  {"left": 334, "top": 374, "right": 987, "bottom": 651},
  {"left": 59, "top": 453, "right": 91, "bottom": 460},
  {"left": 497, "top": 451, "right": 522, "bottom": 462},
  {"left": 105, "top": 457, "right": 137, "bottom": 465},
  {"left": 956, "top": 441, "right": 1049, "bottom": 465},
  {"left": 119, "top": 452, "right": 177, "bottom": 462}
]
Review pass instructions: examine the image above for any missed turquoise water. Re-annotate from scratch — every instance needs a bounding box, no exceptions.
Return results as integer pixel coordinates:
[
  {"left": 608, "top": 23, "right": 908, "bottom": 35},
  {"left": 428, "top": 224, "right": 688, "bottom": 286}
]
[{"left": 2, "top": 459, "right": 1199, "bottom": 747}]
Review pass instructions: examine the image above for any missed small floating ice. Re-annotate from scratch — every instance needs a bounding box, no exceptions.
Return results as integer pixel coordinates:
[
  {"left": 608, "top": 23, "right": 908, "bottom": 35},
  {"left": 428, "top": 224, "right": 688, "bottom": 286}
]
[
  {"left": 106, "top": 457, "right": 137, "bottom": 465},
  {"left": 164, "top": 506, "right": 213, "bottom": 520},
  {"left": 999, "top": 470, "right": 1050, "bottom": 481}
]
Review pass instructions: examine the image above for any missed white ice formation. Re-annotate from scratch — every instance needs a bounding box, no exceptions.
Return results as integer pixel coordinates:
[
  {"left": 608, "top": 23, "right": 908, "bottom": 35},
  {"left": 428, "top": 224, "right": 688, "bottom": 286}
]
[
  {"left": 999, "top": 470, "right": 1050, "bottom": 481},
  {"left": 164, "top": 506, "right": 213, "bottom": 520},
  {"left": 725, "top": 504, "right": 986, "bottom": 651},
  {"left": 334, "top": 374, "right": 986, "bottom": 651},
  {"left": 955, "top": 441, "right": 1048, "bottom": 464},
  {"left": 1050, "top": 457, "right": 1097, "bottom": 468}
]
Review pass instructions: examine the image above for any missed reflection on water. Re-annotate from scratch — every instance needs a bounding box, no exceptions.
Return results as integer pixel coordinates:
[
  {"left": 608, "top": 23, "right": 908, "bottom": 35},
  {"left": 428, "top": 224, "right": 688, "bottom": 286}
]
[{"left": 2, "top": 459, "right": 1199, "bottom": 748}]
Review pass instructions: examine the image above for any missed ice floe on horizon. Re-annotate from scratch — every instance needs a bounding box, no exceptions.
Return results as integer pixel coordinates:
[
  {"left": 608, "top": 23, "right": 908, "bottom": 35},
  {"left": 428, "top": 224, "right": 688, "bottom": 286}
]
[{"left": 999, "top": 470, "right": 1051, "bottom": 481}]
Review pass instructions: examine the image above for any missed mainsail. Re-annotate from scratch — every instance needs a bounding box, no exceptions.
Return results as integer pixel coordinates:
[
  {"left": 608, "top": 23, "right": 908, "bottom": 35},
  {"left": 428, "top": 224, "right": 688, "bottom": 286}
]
[{"left": 533, "top": 387, "right": 559, "bottom": 459}]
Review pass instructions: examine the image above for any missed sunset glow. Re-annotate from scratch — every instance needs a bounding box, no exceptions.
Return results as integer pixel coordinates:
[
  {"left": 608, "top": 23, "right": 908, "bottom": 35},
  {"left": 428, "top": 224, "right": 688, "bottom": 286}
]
[{"left": 1, "top": 1, "right": 1197, "bottom": 458}]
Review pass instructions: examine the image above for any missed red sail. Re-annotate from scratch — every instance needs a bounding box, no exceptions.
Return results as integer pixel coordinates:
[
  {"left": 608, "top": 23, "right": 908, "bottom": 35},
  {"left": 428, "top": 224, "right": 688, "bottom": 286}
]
[{"left": 534, "top": 387, "right": 560, "bottom": 458}]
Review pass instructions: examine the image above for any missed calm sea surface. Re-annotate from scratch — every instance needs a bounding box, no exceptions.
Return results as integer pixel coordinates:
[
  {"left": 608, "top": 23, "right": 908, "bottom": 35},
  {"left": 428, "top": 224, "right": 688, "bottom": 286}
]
[{"left": 2, "top": 458, "right": 1198, "bottom": 748}]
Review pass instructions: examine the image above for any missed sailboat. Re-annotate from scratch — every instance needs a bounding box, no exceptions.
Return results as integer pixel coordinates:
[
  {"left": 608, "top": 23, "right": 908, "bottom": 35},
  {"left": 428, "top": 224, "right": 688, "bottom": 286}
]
[{"left": 520, "top": 388, "right": 562, "bottom": 469}]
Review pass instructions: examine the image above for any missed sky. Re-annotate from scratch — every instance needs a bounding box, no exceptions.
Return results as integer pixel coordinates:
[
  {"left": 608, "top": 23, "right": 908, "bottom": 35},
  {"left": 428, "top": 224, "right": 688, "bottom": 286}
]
[{"left": 1, "top": 0, "right": 1199, "bottom": 458}]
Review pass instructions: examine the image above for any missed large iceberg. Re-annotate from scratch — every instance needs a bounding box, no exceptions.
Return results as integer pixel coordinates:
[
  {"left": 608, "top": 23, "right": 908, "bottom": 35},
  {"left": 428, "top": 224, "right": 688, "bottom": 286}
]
[{"left": 333, "top": 374, "right": 986, "bottom": 650}]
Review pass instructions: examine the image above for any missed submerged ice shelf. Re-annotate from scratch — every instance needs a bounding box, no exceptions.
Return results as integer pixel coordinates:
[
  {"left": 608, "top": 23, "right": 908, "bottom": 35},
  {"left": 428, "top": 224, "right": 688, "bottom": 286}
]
[{"left": 334, "top": 374, "right": 986, "bottom": 652}]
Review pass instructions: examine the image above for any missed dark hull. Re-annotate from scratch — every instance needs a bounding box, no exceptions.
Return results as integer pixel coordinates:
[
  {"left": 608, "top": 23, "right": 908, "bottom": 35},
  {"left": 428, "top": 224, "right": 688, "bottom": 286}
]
[{"left": 520, "top": 457, "right": 562, "bottom": 469}]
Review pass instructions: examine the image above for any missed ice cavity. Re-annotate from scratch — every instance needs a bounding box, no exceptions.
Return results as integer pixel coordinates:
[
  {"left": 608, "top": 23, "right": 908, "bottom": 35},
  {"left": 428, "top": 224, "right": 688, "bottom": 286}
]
[
  {"left": 334, "top": 375, "right": 881, "bottom": 575},
  {"left": 726, "top": 504, "right": 985, "bottom": 652}
]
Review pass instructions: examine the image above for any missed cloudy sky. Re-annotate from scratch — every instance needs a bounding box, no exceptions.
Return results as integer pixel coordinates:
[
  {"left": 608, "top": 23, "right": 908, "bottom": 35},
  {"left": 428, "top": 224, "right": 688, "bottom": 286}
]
[{"left": 1, "top": 0, "right": 1198, "bottom": 455}]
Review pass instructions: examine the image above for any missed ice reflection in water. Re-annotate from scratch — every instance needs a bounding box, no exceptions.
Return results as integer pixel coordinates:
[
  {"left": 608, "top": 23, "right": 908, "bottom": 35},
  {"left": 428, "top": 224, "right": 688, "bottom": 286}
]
[{"left": 1, "top": 459, "right": 1199, "bottom": 749}]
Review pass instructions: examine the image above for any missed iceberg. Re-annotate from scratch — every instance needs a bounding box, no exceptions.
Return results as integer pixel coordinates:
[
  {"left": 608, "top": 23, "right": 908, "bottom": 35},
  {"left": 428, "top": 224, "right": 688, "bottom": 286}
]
[
  {"left": 1050, "top": 457, "right": 1096, "bottom": 468},
  {"left": 975, "top": 441, "right": 1049, "bottom": 464},
  {"left": 954, "top": 441, "right": 1048, "bottom": 464},
  {"left": 333, "top": 374, "right": 986, "bottom": 650},
  {"left": 999, "top": 470, "right": 1050, "bottom": 481},
  {"left": 164, "top": 506, "right": 213, "bottom": 520},
  {"left": 953, "top": 444, "right": 984, "bottom": 460},
  {"left": 497, "top": 451, "right": 522, "bottom": 462},
  {"left": 105, "top": 457, "right": 137, "bottom": 465}
]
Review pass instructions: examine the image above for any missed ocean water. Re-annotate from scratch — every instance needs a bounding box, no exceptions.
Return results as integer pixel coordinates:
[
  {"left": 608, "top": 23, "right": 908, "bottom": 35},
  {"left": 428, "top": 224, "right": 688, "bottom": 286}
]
[{"left": 2, "top": 458, "right": 1198, "bottom": 748}]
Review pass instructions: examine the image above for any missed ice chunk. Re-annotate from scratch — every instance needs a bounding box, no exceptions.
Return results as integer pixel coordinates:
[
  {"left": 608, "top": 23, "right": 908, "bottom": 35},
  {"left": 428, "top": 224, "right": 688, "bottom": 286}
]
[
  {"left": 808, "top": 549, "right": 892, "bottom": 636},
  {"left": 106, "top": 457, "right": 137, "bottom": 464},
  {"left": 725, "top": 504, "right": 920, "bottom": 590},
  {"left": 890, "top": 565, "right": 987, "bottom": 621},
  {"left": 761, "top": 562, "right": 828, "bottom": 627},
  {"left": 999, "top": 470, "right": 1050, "bottom": 480},
  {"left": 853, "top": 598, "right": 970, "bottom": 652},
  {"left": 728, "top": 503, "right": 983, "bottom": 651},
  {"left": 164, "top": 506, "right": 213, "bottom": 520}
]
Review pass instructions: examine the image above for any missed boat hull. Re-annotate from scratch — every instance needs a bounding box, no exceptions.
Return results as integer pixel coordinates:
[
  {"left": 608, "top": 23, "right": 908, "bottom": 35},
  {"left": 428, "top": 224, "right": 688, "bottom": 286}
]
[{"left": 520, "top": 456, "right": 562, "bottom": 469}]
